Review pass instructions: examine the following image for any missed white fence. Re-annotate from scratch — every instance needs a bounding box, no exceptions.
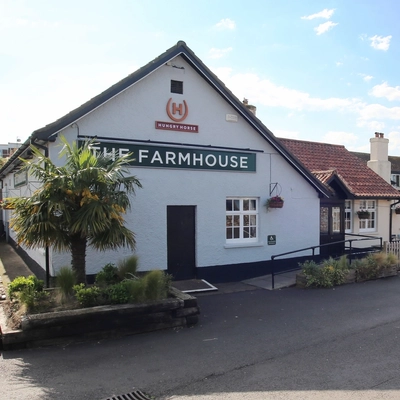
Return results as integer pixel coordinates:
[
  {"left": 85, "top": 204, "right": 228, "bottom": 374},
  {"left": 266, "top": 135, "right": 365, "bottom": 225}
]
[{"left": 385, "top": 241, "right": 400, "bottom": 267}]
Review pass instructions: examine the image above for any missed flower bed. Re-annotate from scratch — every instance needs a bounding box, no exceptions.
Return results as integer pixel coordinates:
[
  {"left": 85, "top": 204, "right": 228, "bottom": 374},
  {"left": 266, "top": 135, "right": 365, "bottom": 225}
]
[
  {"left": 297, "top": 252, "right": 398, "bottom": 289},
  {"left": 0, "top": 287, "right": 199, "bottom": 350}
]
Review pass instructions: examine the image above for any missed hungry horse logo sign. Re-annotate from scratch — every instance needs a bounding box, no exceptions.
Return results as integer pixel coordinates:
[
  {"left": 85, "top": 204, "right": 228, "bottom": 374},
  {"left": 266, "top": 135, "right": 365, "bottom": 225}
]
[
  {"left": 155, "top": 98, "right": 199, "bottom": 132},
  {"left": 166, "top": 98, "right": 188, "bottom": 122}
]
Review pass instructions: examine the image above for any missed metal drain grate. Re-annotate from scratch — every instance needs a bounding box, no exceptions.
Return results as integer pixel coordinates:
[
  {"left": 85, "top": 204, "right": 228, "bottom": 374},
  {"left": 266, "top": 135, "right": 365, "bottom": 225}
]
[{"left": 103, "top": 390, "right": 152, "bottom": 400}]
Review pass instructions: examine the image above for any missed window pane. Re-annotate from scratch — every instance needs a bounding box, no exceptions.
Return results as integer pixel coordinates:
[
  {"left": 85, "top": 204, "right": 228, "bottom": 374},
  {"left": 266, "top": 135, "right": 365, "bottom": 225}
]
[
  {"left": 233, "top": 215, "right": 240, "bottom": 226},
  {"left": 250, "top": 199, "right": 256, "bottom": 210},
  {"left": 250, "top": 227, "right": 257, "bottom": 238},
  {"left": 250, "top": 215, "right": 256, "bottom": 225},
  {"left": 233, "top": 200, "right": 240, "bottom": 211},
  {"left": 233, "top": 227, "right": 240, "bottom": 238},
  {"left": 243, "top": 199, "right": 249, "bottom": 211},
  {"left": 226, "top": 215, "right": 232, "bottom": 227},
  {"left": 226, "top": 200, "right": 233, "bottom": 211},
  {"left": 243, "top": 214, "right": 249, "bottom": 226},
  {"left": 320, "top": 207, "right": 329, "bottom": 233},
  {"left": 226, "top": 228, "right": 232, "bottom": 239},
  {"left": 332, "top": 207, "right": 341, "bottom": 233}
]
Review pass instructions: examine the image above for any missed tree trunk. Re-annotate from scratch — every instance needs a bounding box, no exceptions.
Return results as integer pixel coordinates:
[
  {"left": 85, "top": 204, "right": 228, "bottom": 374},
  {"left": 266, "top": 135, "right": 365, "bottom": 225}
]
[{"left": 70, "top": 234, "right": 87, "bottom": 284}]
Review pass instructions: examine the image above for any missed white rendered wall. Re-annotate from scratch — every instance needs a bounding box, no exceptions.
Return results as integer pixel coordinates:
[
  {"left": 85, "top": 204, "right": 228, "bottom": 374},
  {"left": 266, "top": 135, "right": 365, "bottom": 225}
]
[{"left": 5, "top": 55, "right": 322, "bottom": 276}]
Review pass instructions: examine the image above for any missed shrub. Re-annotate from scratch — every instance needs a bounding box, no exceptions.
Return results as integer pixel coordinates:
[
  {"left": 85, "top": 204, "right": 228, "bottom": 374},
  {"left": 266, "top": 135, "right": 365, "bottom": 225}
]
[
  {"left": 125, "top": 279, "right": 146, "bottom": 303},
  {"left": 56, "top": 266, "right": 76, "bottom": 298},
  {"left": 144, "top": 270, "right": 171, "bottom": 300},
  {"left": 105, "top": 281, "right": 132, "bottom": 304},
  {"left": 354, "top": 252, "right": 398, "bottom": 281},
  {"left": 73, "top": 284, "right": 104, "bottom": 307},
  {"left": 95, "top": 263, "right": 120, "bottom": 286},
  {"left": 117, "top": 255, "right": 139, "bottom": 280},
  {"left": 18, "top": 286, "right": 50, "bottom": 313},
  {"left": 8, "top": 275, "right": 44, "bottom": 300},
  {"left": 300, "top": 257, "right": 349, "bottom": 288}
]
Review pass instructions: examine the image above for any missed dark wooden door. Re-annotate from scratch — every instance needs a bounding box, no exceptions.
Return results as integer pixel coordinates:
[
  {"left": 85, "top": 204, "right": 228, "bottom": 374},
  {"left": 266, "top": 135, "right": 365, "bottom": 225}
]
[
  {"left": 167, "top": 206, "right": 196, "bottom": 280},
  {"left": 320, "top": 202, "right": 345, "bottom": 257}
]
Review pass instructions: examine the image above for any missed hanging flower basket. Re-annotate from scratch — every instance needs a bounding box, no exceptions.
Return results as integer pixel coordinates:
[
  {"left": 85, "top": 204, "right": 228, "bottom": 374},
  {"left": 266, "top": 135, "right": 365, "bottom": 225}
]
[
  {"left": 357, "top": 210, "right": 370, "bottom": 219},
  {"left": 0, "top": 200, "right": 15, "bottom": 210},
  {"left": 395, "top": 208, "right": 400, "bottom": 215},
  {"left": 266, "top": 196, "right": 284, "bottom": 209}
]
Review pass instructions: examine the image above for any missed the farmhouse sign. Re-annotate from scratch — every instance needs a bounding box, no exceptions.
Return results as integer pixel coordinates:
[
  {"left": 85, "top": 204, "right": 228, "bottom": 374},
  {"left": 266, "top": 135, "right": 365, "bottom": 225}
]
[{"left": 85, "top": 141, "right": 256, "bottom": 172}]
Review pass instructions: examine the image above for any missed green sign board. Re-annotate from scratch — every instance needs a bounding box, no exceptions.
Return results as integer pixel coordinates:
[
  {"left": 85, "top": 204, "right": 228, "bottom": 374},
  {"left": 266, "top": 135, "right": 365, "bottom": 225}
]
[
  {"left": 83, "top": 141, "right": 256, "bottom": 172},
  {"left": 267, "top": 235, "right": 276, "bottom": 245}
]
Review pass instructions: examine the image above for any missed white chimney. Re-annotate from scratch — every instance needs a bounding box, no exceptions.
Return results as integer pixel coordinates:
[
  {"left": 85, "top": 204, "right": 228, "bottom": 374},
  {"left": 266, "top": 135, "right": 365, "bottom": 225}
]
[{"left": 367, "top": 132, "right": 391, "bottom": 183}]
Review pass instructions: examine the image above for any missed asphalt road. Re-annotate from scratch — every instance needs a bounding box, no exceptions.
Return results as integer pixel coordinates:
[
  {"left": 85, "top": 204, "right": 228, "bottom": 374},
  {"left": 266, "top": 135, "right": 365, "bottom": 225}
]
[{"left": 2, "top": 277, "right": 400, "bottom": 400}]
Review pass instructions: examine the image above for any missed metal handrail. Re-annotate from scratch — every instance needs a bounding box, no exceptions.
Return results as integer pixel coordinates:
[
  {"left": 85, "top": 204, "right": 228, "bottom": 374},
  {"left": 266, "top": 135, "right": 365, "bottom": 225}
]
[{"left": 271, "top": 234, "right": 383, "bottom": 289}]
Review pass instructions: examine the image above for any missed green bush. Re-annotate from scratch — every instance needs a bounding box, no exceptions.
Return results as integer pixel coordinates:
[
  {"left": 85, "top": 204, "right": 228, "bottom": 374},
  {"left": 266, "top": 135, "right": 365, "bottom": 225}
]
[
  {"left": 301, "top": 257, "right": 349, "bottom": 288},
  {"left": 56, "top": 266, "right": 76, "bottom": 297},
  {"left": 144, "top": 270, "right": 170, "bottom": 300},
  {"left": 8, "top": 275, "right": 44, "bottom": 300},
  {"left": 105, "top": 281, "right": 132, "bottom": 304},
  {"left": 73, "top": 284, "right": 104, "bottom": 307},
  {"left": 117, "top": 255, "right": 139, "bottom": 280},
  {"left": 18, "top": 286, "right": 49, "bottom": 312},
  {"left": 125, "top": 279, "right": 146, "bottom": 303},
  {"left": 354, "top": 252, "right": 398, "bottom": 281},
  {"left": 95, "top": 263, "right": 120, "bottom": 286}
]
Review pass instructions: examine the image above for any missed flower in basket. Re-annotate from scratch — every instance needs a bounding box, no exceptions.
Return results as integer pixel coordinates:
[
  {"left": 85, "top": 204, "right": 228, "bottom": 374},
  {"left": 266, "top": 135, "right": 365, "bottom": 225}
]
[
  {"left": 266, "top": 195, "right": 284, "bottom": 209},
  {"left": 357, "top": 209, "right": 370, "bottom": 219},
  {"left": 0, "top": 199, "right": 15, "bottom": 210}
]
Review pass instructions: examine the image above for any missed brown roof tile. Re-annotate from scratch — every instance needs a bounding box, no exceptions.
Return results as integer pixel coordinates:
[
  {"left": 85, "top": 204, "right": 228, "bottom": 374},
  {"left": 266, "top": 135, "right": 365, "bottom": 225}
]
[{"left": 279, "top": 138, "right": 400, "bottom": 199}]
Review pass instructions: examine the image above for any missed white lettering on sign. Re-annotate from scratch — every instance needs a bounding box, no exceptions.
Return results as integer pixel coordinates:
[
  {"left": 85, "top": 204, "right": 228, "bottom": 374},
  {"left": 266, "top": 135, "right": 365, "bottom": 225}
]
[
  {"left": 139, "top": 149, "right": 149, "bottom": 162},
  {"left": 90, "top": 146, "right": 129, "bottom": 161},
  {"left": 85, "top": 142, "right": 255, "bottom": 172}
]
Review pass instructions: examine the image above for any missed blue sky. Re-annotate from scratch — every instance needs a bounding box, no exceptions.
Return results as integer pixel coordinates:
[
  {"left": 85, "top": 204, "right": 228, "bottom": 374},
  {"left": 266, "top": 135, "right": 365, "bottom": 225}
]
[{"left": 1, "top": 0, "right": 400, "bottom": 153}]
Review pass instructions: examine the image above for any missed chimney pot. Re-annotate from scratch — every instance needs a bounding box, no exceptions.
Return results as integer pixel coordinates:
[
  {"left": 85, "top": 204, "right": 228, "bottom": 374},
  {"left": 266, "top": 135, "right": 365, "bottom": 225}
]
[
  {"left": 375, "top": 132, "right": 379, "bottom": 137},
  {"left": 380, "top": 133, "right": 384, "bottom": 138}
]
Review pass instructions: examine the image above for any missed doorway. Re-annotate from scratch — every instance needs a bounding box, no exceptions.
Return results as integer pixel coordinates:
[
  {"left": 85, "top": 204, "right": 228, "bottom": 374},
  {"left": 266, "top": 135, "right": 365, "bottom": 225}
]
[
  {"left": 320, "top": 201, "right": 345, "bottom": 257},
  {"left": 167, "top": 206, "right": 196, "bottom": 280}
]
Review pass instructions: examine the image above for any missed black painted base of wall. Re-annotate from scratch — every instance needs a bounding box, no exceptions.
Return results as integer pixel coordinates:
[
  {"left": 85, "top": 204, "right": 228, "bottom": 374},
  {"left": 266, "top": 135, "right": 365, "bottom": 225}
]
[{"left": 196, "top": 255, "right": 314, "bottom": 284}]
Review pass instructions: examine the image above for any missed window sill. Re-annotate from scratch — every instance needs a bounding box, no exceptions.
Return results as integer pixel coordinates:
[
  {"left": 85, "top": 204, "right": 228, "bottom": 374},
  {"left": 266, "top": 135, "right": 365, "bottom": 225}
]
[{"left": 224, "top": 242, "right": 263, "bottom": 249}]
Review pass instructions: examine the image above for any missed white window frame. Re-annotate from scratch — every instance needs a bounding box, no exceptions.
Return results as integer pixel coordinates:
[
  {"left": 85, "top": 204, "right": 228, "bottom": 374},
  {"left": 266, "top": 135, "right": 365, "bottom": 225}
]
[
  {"left": 345, "top": 200, "right": 352, "bottom": 233},
  {"left": 226, "top": 197, "right": 258, "bottom": 243},
  {"left": 359, "top": 200, "right": 376, "bottom": 232}
]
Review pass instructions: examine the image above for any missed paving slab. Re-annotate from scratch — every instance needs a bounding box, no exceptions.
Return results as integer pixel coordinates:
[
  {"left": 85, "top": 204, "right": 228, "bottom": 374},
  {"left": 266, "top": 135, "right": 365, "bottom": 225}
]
[{"left": 242, "top": 270, "right": 298, "bottom": 290}]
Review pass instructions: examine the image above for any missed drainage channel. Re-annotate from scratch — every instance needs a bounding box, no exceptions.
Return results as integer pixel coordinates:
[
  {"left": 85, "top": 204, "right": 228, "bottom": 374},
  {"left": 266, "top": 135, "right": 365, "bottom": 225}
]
[{"left": 103, "top": 390, "right": 152, "bottom": 400}]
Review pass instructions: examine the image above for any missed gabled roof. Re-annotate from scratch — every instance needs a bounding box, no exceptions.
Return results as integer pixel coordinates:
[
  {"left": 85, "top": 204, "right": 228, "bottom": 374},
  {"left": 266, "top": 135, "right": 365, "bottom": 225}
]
[
  {"left": 0, "top": 41, "right": 329, "bottom": 197},
  {"left": 279, "top": 138, "right": 400, "bottom": 199},
  {"left": 352, "top": 151, "right": 400, "bottom": 173}
]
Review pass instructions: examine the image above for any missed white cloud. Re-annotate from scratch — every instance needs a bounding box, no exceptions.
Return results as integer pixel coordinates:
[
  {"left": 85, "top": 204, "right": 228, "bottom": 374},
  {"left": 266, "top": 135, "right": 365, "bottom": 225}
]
[
  {"left": 211, "top": 68, "right": 361, "bottom": 112},
  {"left": 215, "top": 18, "right": 236, "bottom": 30},
  {"left": 336, "top": 62, "right": 343, "bottom": 67},
  {"left": 357, "top": 120, "right": 385, "bottom": 132},
  {"left": 322, "top": 131, "right": 359, "bottom": 146},
  {"left": 388, "top": 131, "right": 400, "bottom": 153},
  {"left": 358, "top": 103, "right": 400, "bottom": 121},
  {"left": 314, "top": 21, "right": 338, "bottom": 35},
  {"left": 209, "top": 47, "right": 233, "bottom": 59},
  {"left": 370, "top": 82, "right": 400, "bottom": 101},
  {"left": 358, "top": 73, "right": 373, "bottom": 82},
  {"left": 369, "top": 35, "right": 392, "bottom": 51},
  {"left": 301, "top": 9, "right": 335, "bottom": 20}
]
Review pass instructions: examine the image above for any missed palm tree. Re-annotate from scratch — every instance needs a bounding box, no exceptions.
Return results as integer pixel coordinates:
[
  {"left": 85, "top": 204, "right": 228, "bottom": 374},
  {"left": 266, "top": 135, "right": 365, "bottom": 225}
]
[{"left": 8, "top": 136, "right": 142, "bottom": 284}]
